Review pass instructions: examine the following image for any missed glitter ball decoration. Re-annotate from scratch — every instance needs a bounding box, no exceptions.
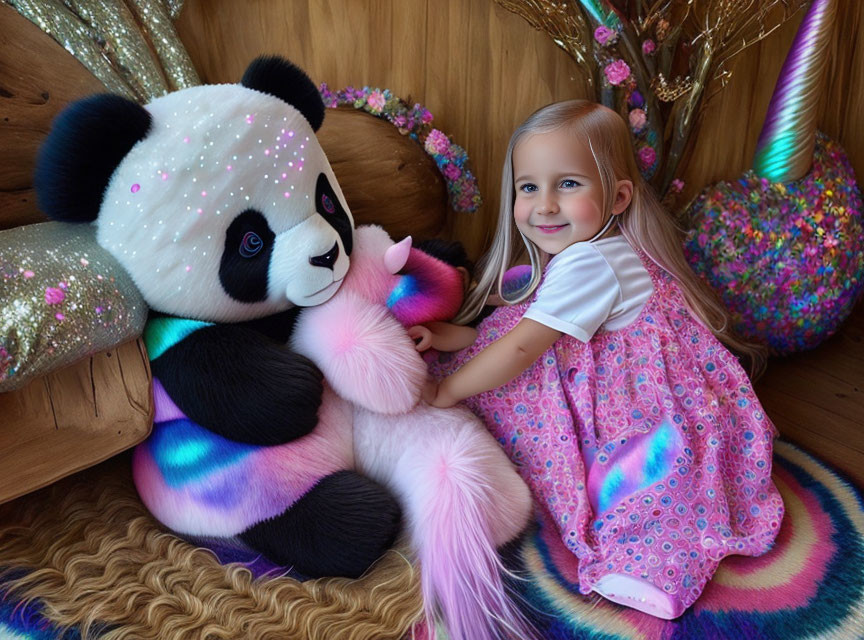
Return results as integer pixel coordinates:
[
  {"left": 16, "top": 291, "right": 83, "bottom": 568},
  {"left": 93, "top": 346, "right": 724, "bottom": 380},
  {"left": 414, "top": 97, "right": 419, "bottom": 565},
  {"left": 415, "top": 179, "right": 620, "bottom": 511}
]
[
  {"left": 684, "top": 132, "right": 864, "bottom": 354},
  {"left": 0, "top": 222, "right": 148, "bottom": 392}
]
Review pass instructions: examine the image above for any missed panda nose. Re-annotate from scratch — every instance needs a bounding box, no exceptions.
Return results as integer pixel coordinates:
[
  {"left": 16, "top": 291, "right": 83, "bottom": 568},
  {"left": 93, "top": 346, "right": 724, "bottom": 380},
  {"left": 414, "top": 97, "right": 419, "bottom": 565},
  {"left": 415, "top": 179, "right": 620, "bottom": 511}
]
[{"left": 309, "top": 242, "right": 340, "bottom": 270}]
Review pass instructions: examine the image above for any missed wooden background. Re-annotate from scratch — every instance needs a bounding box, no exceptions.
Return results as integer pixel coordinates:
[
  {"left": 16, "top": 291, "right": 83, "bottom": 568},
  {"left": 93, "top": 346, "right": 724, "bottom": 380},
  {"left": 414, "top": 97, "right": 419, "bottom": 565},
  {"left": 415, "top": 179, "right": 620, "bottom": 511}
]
[{"left": 175, "top": 0, "right": 864, "bottom": 258}]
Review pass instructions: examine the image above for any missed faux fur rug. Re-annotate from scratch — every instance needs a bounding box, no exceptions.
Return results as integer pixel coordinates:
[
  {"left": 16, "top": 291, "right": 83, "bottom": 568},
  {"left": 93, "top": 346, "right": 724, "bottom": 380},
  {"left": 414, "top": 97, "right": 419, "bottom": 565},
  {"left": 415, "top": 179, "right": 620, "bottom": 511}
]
[
  {"left": 0, "top": 453, "right": 424, "bottom": 640},
  {"left": 2, "top": 440, "right": 863, "bottom": 640}
]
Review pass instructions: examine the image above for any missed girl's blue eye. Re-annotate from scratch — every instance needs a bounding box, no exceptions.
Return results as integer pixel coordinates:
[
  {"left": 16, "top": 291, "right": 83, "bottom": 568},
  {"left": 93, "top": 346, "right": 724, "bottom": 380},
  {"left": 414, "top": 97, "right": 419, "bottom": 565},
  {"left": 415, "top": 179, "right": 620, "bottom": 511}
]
[
  {"left": 561, "top": 179, "right": 581, "bottom": 188},
  {"left": 239, "top": 231, "right": 264, "bottom": 258},
  {"left": 519, "top": 184, "right": 538, "bottom": 193}
]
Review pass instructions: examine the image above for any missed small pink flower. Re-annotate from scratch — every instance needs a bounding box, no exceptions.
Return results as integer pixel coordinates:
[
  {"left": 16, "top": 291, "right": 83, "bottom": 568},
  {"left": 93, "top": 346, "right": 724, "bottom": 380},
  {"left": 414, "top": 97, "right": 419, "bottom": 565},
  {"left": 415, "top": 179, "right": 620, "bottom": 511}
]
[
  {"left": 671, "top": 178, "right": 685, "bottom": 192},
  {"left": 642, "top": 39, "right": 656, "bottom": 55},
  {"left": 45, "top": 287, "right": 65, "bottom": 305},
  {"left": 23, "top": 270, "right": 34, "bottom": 279},
  {"left": 424, "top": 129, "right": 450, "bottom": 155},
  {"left": 594, "top": 26, "right": 616, "bottom": 45},
  {"left": 637, "top": 146, "right": 656, "bottom": 168},
  {"left": 604, "top": 59, "right": 631, "bottom": 86},
  {"left": 420, "top": 109, "right": 434, "bottom": 124},
  {"left": 444, "top": 164, "right": 462, "bottom": 180},
  {"left": 458, "top": 194, "right": 475, "bottom": 211},
  {"left": 367, "top": 90, "right": 386, "bottom": 113},
  {"left": 629, "top": 108, "right": 647, "bottom": 131}
]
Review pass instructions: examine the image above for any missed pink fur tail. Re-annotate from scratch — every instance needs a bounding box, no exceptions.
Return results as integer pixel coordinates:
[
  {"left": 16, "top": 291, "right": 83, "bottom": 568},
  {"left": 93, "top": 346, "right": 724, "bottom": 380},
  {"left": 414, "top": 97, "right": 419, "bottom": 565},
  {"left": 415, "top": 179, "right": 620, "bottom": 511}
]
[{"left": 402, "top": 432, "right": 535, "bottom": 640}]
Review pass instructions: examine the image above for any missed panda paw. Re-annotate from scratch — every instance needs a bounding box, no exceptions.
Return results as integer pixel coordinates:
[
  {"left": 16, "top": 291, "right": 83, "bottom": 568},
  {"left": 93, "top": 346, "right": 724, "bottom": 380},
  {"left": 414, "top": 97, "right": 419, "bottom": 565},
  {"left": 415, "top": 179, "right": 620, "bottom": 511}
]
[{"left": 238, "top": 470, "right": 402, "bottom": 578}]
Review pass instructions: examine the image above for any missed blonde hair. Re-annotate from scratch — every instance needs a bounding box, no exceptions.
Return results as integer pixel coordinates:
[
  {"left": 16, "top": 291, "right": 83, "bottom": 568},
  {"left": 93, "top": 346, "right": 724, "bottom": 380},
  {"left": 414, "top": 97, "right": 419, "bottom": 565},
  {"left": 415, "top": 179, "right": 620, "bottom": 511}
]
[{"left": 456, "top": 100, "right": 766, "bottom": 377}]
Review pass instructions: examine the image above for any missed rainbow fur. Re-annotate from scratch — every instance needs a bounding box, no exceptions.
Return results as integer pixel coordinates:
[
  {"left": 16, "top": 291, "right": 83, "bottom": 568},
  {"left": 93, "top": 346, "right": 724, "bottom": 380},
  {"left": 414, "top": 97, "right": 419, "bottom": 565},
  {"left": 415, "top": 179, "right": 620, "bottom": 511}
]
[
  {"left": 134, "top": 378, "right": 353, "bottom": 537},
  {"left": 388, "top": 248, "right": 464, "bottom": 327},
  {"left": 293, "top": 226, "right": 535, "bottom": 640}
]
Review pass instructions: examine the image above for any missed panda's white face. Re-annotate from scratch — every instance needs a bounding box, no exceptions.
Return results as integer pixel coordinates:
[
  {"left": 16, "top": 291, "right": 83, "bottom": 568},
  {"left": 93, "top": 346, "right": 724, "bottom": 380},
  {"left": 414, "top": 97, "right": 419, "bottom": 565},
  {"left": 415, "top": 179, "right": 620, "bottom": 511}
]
[{"left": 97, "top": 84, "right": 353, "bottom": 322}]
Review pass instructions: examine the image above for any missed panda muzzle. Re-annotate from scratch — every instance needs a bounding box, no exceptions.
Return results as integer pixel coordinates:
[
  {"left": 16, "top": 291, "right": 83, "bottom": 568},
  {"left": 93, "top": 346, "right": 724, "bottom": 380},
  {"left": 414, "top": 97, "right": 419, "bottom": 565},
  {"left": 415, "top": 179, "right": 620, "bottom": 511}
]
[{"left": 309, "top": 242, "right": 340, "bottom": 270}]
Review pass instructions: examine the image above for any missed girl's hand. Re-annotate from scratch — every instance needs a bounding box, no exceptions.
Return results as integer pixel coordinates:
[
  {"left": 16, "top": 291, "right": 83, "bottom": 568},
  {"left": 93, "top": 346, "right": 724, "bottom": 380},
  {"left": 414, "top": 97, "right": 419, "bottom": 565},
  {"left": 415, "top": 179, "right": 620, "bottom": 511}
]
[
  {"left": 422, "top": 379, "right": 459, "bottom": 408},
  {"left": 408, "top": 325, "right": 433, "bottom": 351}
]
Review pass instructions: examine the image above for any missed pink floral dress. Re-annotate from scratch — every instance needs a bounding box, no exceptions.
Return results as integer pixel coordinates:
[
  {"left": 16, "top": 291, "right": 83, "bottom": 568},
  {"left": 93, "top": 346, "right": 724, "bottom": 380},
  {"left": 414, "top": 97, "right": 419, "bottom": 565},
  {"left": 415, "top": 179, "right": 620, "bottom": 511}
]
[{"left": 428, "top": 254, "right": 784, "bottom": 615}]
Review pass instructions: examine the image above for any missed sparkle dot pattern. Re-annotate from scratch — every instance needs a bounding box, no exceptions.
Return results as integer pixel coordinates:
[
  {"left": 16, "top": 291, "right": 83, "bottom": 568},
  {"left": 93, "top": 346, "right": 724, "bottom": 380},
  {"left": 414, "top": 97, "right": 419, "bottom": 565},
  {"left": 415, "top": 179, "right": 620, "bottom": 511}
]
[
  {"left": 504, "top": 440, "right": 864, "bottom": 638},
  {"left": 96, "top": 83, "right": 336, "bottom": 320}
]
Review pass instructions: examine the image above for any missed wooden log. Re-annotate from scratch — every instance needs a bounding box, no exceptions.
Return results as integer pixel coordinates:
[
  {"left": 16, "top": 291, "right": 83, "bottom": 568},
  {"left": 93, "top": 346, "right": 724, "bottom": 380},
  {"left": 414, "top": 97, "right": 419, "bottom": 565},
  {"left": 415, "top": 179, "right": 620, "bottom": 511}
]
[
  {"left": 0, "top": 339, "right": 153, "bottom": 504},
  {"left": 317, "top": 107, "right": 448, "bottom": 241}
]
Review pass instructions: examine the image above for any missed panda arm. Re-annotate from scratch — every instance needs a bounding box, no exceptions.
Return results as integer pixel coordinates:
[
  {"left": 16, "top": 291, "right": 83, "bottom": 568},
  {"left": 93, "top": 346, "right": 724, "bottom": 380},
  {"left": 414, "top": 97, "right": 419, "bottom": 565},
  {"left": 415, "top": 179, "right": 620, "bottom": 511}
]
[{"left": 152, "top": 324, "right": 323, "bottom": 446}]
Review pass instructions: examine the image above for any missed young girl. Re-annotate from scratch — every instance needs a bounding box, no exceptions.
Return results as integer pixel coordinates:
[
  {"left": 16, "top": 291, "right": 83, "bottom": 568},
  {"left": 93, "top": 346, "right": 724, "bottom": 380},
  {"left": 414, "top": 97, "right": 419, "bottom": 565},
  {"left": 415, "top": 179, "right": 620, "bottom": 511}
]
[{"left": 418, "top": 100, "right": 784, "bottom": 619}]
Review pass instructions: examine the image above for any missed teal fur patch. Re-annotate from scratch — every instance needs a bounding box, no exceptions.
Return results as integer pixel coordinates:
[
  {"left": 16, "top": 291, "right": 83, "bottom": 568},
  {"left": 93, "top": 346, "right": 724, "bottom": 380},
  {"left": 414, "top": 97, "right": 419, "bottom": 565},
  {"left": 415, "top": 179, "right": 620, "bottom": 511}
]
[{"left": 144, "top": 316, "right": 213, "bottom": 360}]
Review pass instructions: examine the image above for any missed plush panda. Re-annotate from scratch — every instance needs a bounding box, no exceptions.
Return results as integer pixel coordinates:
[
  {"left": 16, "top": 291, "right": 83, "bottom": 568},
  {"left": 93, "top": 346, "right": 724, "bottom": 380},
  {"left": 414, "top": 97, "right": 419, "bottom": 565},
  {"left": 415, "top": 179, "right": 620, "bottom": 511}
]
[{"left": 34, "top": 56, "right": 401, "bottom": 579}]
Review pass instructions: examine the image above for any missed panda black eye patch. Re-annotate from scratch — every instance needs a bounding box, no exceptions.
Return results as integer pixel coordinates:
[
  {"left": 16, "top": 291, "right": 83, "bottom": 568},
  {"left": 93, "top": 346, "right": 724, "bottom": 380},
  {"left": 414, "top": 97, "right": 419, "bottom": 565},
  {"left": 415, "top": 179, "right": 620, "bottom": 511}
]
[
  {"left": 220, "top": 209, "right": 275, "bottom": 303},
  {"left": 315, "top": 173, "right": 353, "bottom": 255}
]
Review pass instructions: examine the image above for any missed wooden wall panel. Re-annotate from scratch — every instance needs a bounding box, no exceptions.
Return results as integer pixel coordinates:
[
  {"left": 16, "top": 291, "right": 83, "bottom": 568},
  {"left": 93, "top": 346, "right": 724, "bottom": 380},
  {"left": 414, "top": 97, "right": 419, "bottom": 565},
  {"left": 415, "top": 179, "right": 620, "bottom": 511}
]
[{"left": 175, "top": 1, "right": 864, "bottom": 258}]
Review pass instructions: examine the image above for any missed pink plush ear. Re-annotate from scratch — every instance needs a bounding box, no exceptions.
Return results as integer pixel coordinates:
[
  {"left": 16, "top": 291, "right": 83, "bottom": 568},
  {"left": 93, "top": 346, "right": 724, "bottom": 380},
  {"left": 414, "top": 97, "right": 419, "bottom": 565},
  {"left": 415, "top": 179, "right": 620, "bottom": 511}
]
[{"left": 384, "top": 236, "right": 412, "bottom": 274}]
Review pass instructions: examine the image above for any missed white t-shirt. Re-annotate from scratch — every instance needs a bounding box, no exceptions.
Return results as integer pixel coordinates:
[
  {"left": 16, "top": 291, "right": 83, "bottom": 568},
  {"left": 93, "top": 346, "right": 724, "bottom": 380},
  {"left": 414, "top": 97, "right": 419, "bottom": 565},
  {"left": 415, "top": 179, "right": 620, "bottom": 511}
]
[{"left": 523, "top": 235, "right": 654, "bottom": 342}]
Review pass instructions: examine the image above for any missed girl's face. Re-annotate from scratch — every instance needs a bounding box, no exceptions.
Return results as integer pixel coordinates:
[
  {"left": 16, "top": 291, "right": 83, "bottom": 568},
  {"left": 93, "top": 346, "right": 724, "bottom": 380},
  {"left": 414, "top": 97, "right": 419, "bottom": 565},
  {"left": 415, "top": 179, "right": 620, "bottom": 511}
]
[{"left": 512, "top": 130, "right": 624, "bottom": 255}]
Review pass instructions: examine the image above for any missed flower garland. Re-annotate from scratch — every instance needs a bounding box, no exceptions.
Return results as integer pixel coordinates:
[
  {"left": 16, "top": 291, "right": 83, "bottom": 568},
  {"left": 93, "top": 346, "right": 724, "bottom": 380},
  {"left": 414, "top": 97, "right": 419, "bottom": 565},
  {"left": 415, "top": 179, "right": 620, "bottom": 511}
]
[{"left": 318, "top": 84, "right": 482, "bottom": 213}]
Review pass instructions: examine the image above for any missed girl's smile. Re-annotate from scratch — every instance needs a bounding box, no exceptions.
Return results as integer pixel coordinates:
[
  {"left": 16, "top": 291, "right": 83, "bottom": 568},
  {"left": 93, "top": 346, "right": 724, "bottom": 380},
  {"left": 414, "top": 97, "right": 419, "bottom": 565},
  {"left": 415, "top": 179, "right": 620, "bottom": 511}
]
[{"left": 536, "top": 223, "right": 568, "bottom": 233}]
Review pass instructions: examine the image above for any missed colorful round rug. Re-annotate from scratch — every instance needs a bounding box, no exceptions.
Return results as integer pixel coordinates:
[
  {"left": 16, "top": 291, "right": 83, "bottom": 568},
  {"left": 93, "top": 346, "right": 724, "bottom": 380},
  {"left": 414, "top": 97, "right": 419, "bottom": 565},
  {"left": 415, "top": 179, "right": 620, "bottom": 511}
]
[{"left": 512, "top": 439, "right": 864, "bottom": 640}]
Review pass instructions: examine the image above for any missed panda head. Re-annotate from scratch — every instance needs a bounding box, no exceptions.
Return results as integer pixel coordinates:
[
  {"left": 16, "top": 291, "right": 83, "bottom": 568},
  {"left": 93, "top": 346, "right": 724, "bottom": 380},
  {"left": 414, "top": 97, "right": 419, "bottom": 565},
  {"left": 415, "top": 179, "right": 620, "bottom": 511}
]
[{"left": 34, "top": 56, "right": 354, "bottom": 322}]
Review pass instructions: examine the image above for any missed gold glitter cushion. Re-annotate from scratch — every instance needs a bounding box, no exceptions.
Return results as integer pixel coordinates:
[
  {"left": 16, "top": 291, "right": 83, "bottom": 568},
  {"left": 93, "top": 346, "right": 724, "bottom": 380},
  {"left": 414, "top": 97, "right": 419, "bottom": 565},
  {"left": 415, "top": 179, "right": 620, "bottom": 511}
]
[{"left": 0, "top": 222, "right": 148, "bottom": 392}]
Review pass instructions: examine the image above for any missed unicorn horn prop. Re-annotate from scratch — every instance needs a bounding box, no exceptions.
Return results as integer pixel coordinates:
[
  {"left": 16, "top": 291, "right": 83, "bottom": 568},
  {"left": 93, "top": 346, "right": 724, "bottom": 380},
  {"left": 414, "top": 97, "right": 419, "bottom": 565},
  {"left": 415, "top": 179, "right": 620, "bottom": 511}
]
[
  {"left": 753, "top": 0, "right": 837, "bottom": 182},
  {"left": 575, "top": 0, "right": 620, "bottom": 27}
]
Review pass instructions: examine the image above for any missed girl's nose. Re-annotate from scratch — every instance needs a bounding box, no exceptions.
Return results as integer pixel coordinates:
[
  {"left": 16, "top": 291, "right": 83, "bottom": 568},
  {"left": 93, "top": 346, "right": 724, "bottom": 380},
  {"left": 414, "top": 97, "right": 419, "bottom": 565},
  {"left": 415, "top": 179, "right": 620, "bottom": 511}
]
[{"left": 537, "top": 196, "right": 559, "bottom": 215}]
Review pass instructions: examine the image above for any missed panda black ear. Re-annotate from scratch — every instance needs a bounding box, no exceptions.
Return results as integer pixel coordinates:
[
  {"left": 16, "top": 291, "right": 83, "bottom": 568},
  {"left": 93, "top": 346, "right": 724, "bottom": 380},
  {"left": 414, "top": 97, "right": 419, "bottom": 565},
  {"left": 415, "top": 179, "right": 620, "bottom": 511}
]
[
  {"left": 241, "top": 56, "right": 325, "bottom": 131},
  {"left": 34, "top": 94, "right": 151, "bottom": 223}
]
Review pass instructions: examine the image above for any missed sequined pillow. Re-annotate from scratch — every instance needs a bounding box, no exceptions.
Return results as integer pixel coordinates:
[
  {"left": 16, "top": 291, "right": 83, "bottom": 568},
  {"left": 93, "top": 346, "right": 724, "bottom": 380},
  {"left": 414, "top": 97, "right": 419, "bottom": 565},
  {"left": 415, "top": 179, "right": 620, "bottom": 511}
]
[{"left": 0, "top": 222, "right": 148, "bottom": 392}]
